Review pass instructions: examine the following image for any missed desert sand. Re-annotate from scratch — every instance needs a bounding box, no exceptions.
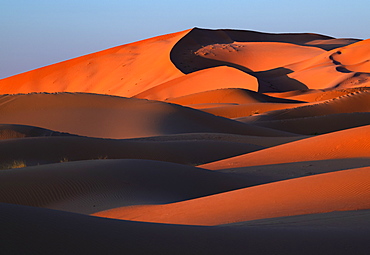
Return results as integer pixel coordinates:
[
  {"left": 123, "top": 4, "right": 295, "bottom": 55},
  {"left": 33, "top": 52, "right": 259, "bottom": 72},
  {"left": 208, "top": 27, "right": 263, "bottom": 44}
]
[{"left": 1, "top": 27, "right": 370, "bottom": 254}]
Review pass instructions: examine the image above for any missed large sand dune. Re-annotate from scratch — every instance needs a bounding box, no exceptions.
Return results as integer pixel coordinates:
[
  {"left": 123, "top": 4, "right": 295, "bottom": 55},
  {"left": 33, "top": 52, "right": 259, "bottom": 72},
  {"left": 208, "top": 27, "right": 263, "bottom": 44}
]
[
  {"left": 1, "top": 27, "right": 370, "bottom": 253},
  {"left": 94, "top": 166, "right": 370, "bottom": 225},
  {"left": 3, "top": 203, "right": 370, "bottom": 255},
  {"left": 0, "top": 92, "right": 296, "bottom": 138},
  {"left": 201, "top": 125, "right": 370, "bottom": 170}
]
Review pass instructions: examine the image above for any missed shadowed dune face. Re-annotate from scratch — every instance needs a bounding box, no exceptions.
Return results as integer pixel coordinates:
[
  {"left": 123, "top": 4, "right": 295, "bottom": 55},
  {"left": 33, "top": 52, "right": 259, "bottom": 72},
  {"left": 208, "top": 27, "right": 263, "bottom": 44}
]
[
  {"left": 0, "top": 92, "right": 295, "bottom": 138},
  {"left": 169, "top": 28, "right": 363, "bottom": 92},
  {"left": 0, "top": 159, "right": 257, "bottom": 214},
  {"left": 169, "top": 28, "right": 349, "bottom": 74},
  {"left": 0, "top": 124, "right": 75, "bottom": 139},
  {"left": 3, "top": 204, "right": 370, "bottom": 255},
  {"left": 0, "top": 134, "right": 269, "bottom": 167},
  {"left": 1, "top": 27, "right": 370, "bottom": 253}
]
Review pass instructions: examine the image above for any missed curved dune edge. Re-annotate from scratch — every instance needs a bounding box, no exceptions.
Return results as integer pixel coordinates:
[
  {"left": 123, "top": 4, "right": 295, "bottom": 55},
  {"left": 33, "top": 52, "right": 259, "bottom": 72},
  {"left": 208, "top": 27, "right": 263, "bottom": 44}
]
[
  {"left": 268, "top": 39, "right": 370, "bottom": 90},
  {"left": 133, "top": 66, "right": 259, "bottom": 100},
  {"left": 200, "top": 125, "right": 370, "bottom": 170},
  {"left": 0, "top": 124, "right": 76, "bottom": 140},
  {"left": 0, "top": 92, "right": 296, "bottom": 139},
  {"left": 202, "top": 87, "right": 370, "bottom": 119},
  {"left": 2, "top": 203, "right": 370, "bottom": 255},
  {"left": 222, "top": 209, "right": 370, "bottom": 228},
  {"left": 0, "top": 29, "right": 191, "bottom": 97},
  {"left": 194, "top": 41, "right": 326, "bottom": 72},
  {"left": 0, "top": 134, "right": 267, "bottom": 166},
  {"left": 248, "top": 112, "right": 370, "bottom": 135},
  {"left": 170, "top": 28, "right": 358, "bottom": 72},
  {"left": 93, "top": 166, "right": 370, "bottom": 226},
  {"left": 250, "top": 90, "right": 370, "bottom": 122},
  {"left": 219, "top": 158, "right": 370, "bottom": 184},
  {"left": 0, "top": 159, "right": 254, "bottom": 214},
  {"left": 200, "top": 102, "right": 305, "bottom": 118},
  {"left": 264, "top": 87, "right": 370, "bottom": 102},
  {"left": 166, "top": 87, "right": 304, "bottom": 105}
]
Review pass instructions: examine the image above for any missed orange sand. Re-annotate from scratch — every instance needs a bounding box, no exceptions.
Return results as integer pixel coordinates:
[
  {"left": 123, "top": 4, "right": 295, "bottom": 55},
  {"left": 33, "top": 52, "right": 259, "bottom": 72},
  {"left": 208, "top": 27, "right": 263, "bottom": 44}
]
[
  {"left": 1, "top": 27, "right": 370, "bottom": 253},
  {"left": 94, "top": 166, "right": 370, "bottom": 225},
  {"left": 200, "top": 125, "right": 370, "bottom": 170}
]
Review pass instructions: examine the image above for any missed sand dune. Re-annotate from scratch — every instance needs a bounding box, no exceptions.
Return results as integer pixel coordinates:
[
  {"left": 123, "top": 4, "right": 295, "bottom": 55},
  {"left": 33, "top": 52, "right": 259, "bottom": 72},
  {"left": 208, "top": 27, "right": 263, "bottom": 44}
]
[
  {"left": 3, "top": 203, "right": 370, "bottom": 255},
  {"left": 248, "top": 112, "right": 370, "bottom": 135},
  {"left": 201, "top": 102, "right": 304, "bottom": 118},
  {"left": 305, "top": 37, "right": 361, "bottom": 49},
  {"left": 94, "top": 166, "right": 370, "bottom": 225},
  {"left": 0, "top": 30, "right": 190, "bottom": 96},
  {"left": 0, "top": 124, "right": 75, "bottom": 139},
  {"left": 0, "top": 159, "right": 255, "bottom": 214},
  {"left": 133, "top": 66, "right": 259, "bottom": 100},
  {"left": 0, "top": 134, "right": 267, "bottom": 166},
  {"left": 224, "top": 209, "right": 370, "bottom": 228},
  {"left": 166, "top": 87, "right": 306, "bottom": 119},
  {"left": 326, "top": 39, "right": 370, "bottom": 72},
  {"left": 0, "top": 92, "right": 294, "bottom": 138},
  {"left": 244, "top": 89, "right": 370, "bottom": 123},
  {"left": 167, "top": 88, "right": 304, "bottom": 105},
  {"left": 170, "top": 28, "right": 356, "bottom": 74},
  {"left": 265, "top": 87, "right": 370, "bottom": 102},
  {"left": 194, "top": 41, "right": 325, "bottom": 72},
  {"left": 1, "top": 27, "right": 369, "bottom": 253},
  {"left": 201, "top": 125, "right": 370, "bottom": 170},
  {"left": 220, "top": 158, "right": 370, "bottom": 183},
  {"left": 279, "top": 40, "right": 370, "bottom": 90}
]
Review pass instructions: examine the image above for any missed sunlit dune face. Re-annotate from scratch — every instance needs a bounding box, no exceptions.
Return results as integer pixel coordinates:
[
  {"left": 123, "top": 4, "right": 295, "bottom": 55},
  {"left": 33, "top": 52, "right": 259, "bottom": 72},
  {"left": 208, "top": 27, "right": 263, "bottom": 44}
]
[
  {"left": 0, "top": 30, "right": 191, "bottom": 97},
  {"left": 195, "top": 42, "right": 325, "bottom": 72},
  {"left": 93, "top": 166, "right": 370, "bottom": 226}
]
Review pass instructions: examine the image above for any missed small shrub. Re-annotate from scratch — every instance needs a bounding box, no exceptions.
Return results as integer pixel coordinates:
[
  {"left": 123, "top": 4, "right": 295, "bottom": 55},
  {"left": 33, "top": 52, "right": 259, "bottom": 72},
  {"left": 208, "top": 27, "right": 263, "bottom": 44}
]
[
  {"left": 60, "top": 157, "right": 69, "bottom": 163},
  {"left": 0, "top": 160, "right": 27, "bottom": 170}
]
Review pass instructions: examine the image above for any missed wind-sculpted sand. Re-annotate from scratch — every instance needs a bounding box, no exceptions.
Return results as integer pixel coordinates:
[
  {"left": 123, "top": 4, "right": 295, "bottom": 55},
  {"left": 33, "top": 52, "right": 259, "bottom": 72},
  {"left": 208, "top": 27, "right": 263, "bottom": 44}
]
[{"left": 1, "top": 28, "right": 370, "bottom": 254}]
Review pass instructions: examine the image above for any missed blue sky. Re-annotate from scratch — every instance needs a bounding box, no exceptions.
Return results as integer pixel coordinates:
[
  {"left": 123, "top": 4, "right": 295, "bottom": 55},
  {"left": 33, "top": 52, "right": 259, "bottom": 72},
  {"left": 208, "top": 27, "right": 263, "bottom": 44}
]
[{"left": 1, "top": 0, "right": 369, "bottom": 79}]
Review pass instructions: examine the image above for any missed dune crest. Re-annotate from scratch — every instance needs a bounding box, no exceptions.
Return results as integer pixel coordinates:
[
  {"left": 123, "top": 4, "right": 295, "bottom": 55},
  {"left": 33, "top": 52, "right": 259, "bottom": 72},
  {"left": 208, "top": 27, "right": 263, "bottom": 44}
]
[
  {"left": 200, "top": 125, "right": 370, "bottom": 170},
  {"left": 0, "top": 30, "right": 191, "bottom": 96},
  {"left": 133, "top": 66, "right": 258, "bottom": 100},
  {"left": 94, "top": 166, "right": 370, "bottom": 225}
]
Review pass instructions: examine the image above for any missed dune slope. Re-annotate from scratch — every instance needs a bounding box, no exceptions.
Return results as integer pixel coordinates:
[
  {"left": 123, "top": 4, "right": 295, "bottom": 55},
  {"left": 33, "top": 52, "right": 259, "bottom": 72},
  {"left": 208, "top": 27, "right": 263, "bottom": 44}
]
[
  {"left": 2, "top": 203, "right": 370, "bottom": 255},
  {"left": 201, "top": 125, "right": 370, "bottom": 170},
  {"left": 0, "top": 30, "right": 190, "bottom": 96},
  {"left": 0, "top": 92, "right": 294, "bottom": 138},
  {"left": 0, "top": 159, "right": 254, "bottom": 214},
  {"left": 94, "top": 166, "right": 370, "bottom": 225}
]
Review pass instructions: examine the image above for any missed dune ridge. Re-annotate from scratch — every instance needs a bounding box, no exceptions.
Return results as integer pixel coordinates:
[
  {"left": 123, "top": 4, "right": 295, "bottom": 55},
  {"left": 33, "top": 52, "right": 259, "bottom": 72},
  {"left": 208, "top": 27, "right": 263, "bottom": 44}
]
[
  {"left": 3, "top": 203, "right": 370, "bottom": 255},
  {"left": 0, "top": 159, "right": 258, "bottom": 214},
  {"left": 201, "top": 125, "right": 370, "bottom": 170},
  {"left": 0, "top": 30, "right": 190, "bottom": 96},
  {"left": 0, "top": 92, "right": 295, "bottom": 138},
  {"left": 94, "top": 166, "right": 370, "bottom": 225},
  {"left": 0, "top": 134, "right": 269, "bottom": 166}
]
